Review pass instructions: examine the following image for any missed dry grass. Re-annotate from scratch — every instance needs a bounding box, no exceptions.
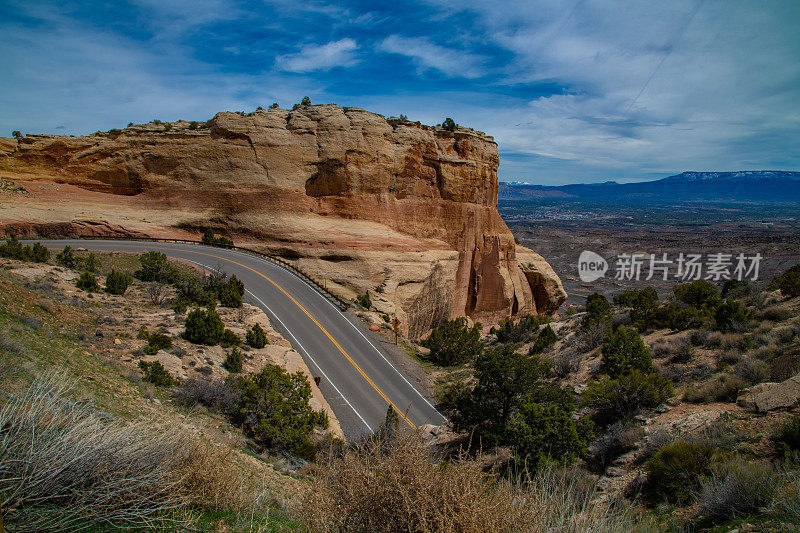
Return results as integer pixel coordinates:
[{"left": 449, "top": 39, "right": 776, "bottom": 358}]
[
  {"left": 295, "top": 431, "right": 653, "bottom": 533},
  {"left": 0, "top": 372, "right": 270, "bottom": 531}
]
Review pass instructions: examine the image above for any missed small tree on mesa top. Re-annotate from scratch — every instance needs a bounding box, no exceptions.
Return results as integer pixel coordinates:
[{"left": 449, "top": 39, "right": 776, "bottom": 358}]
[
  {"left": 441, "top": 118, "right": 457, "bottom": 132},
  {"left": 301, "top": 96, "right": 311, "bottom": 106},
  {"left": 246, "top": 323, "right": 267, "bottom": 349}
]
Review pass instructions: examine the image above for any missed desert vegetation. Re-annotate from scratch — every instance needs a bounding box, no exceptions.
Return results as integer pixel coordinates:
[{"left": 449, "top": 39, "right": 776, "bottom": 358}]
[{"left": 2, "top": 243, "right": 800, "bottom": 531}]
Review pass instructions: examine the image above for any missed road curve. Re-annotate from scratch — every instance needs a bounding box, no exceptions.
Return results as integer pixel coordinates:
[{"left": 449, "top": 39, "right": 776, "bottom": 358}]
[{"left": 34, "top": 239, "right": 445, "bottom": 437}]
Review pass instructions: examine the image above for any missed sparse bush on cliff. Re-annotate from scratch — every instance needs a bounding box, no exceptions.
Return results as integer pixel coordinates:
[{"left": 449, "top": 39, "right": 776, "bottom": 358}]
[
  {"left": 231, "top": 364, "right": 327, "bottom": 459},
  {"left": 441, "top": 117, "right": 457, "bottom": 131},
  {"left": 201, "top": 228, "right": 233, "bottom": 248},
  {"left": 495, "top": 314, "right": 550, "bottom": 344},
  {"left": 600, "top": 326, "right": 653, "bottom": 378},
  {"left": 12, "top": 130, "right": 22, "bottom": 139},
  {"left": 188, "top": 120, "right": 199, "bottom": 130},
  {"left": 614, "top": 287, "right": 659, "bottom": 331},
  {"left": 508, "top": 393, "right": 587, "bottom": 468},
  {"left": 76, "top": 272, "right": 100, "bottom": 292},
  {"left": 56, "top": 245, "right": 77, "bottom": 268},
  {"left": 223, "top": 346, "right": 243, "bottom": 373},
  {"left": 355, "top": 292, "right": 372, "bottom": 309},
  {"left": 674, "top": 279, "right": 722, "bottom": 309},
  {"left": 135, "top": 251, "right": 179, "bottom": 284},
  {"left": 142, "top": 331, "right": 173, "bottom": 355},
  {"left": 0, "top": 235, "right": 49, "bottom": 262},
  {"left": 184, "top": 307, "right": 224, "bottom": 345},
  {"left": 246, "top": 323, "right": 267, "bottom": 348},
  {"left": 269, "top": 102, "right": 279, "bottom": 109},
  {"left": 643, "top": 441, "right": 716, "bottom": 505},
  {"left": 105, "top": 269, "right": 132, "bottom": 295},
  {"left": 138, "top": 360, "right": 177, "bottom": 386},
  {"left": 448, "top": 346, "right": 558, "bottom": 447},
  {"left": 582, "top": 370, "right": 673, "bottom": 427},
  {"left": 769, "top": 264, "right": 800, "bottom": 298},
  {"left": 220, "top": 328, "right": 241, "bottom": 348},
  {"left": 421, "top": 317, "right": 481, "bottom": 366},
  {"left": 529, "top": 324, "right": 557, "bottom": 354},
  {"left": 301, "top": 96, "right": 311, "bottom": 106},
  {"left": 714, "top": 297, "right": 750, "bottom": 332}
]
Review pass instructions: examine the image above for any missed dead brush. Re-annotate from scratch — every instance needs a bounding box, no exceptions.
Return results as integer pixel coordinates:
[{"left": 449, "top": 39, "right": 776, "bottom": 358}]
[
  {"left": 0, "top": 372, "right": 268, "bottom": 531},
  {"left": 296, "top": 431, "right": 652, "bottom": 533}
]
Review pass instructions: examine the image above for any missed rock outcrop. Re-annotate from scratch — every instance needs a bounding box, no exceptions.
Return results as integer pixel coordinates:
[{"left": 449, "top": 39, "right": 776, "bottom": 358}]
[
  {"left": 0, "top": 104, "right": 565, "bottom": 337},
  {"left": 737, "top": 374, "right": 800, "bottom": 412}
]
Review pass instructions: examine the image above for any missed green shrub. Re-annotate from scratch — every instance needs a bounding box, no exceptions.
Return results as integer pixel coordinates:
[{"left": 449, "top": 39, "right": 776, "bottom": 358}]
[
  {"left": 137, "top": 325, "right": 150, "bottom": 340},
  {"left": 600, "top": 326, "right": 653, "bottom": 378},
  {"left": 355, "top": 293, "right": 372, "bottom": 309},
  {"left": 643, "top": 441, "right": 716, "bottom": 505},
  {"left": 231, "top": 365, "right": 327, "bottom": 459},
  {"left": 652, "top": 303, "right": 711, "bottom": 331},
  {"left": 138, "top": 360, "right": 176, "bottom": 387},
  {"left": 135, "top": 251, "right": 179, "bottom": 284},
  {"left": 582, "top": 370, "right": 673, "bottom": 427},
  {"left": 220, "top": 329, "right": 241, "bottom": 348},
  {"left": 246, "top": 323, "right": 268, "bottom": 349},
  {"left": 614, "top": 287, "right": 659, "bottom": 331},
  {"left": 0, "top": 234, "right": 31, "bottom": 260},
  {"left": 529, "top": 324, "right": 557, "bottom": 354},
  {"left": 673, "top": 280, "right": 722, "bottom": 309},
  {"left": 495, "top": 314, "right": 550, "bottom": 344},
  {"left": 773, "top": 414, "right": 800, "bottom": 458},
  {"left": 184, "top": 307, "right": 224, "bottom": 345},
  {"left": 508, "top": 396, "right": 587, "bottom": 468},
  {"left": 31, "top": 242, "right": 49, "bottom": 262},
  {"left": 76, "top": 272, "right": 99, "bottom": 292},
  {"left": 56, "top": 245, "right": 77, "bottom": 268},
  {"left": 217, "top": 275, "right": 244, "bottom": 308},
  {"left": 769, "top": 265, "right": 800, "bottom": 297},
  {"left": 223, "top": 347, "right": 243, "bottom": 373},
  {"left": 172, "top": 299, "right": 188, "bottom": 314},
  {"left": 188, "top": 120, "right": 199, "bottom": 130},
  {"left": 301, "top": 96, "right": 311, "bottom": 106},
  {"left": 143, "top": 332, "right": 172, "bottom": 355},
  {"left": 714, "top": 297, "right": 750, "bottom": 333},
  {"left": 684, "top": 373, "right": 747, "bottom": 403},
  {"left": 105, "top": 269, "right": 132, "bottom": 295},
  {"left": 82, "top": 253, "right": 100, "bottom": 273},
  {"left": 449, "top": 346, "right": 552, "bottom": 445},
  {"left": 441, "top": 117, "right": 457, "bottom": 131},
  {"left": 585, "top": 293, "right": 612, "bottom": 321},
  {"left": 777, "top": 271, "right": 800, "bottom": 298},
  {"left": 421, "top": 317, "right": 482, "bottom": 366}
]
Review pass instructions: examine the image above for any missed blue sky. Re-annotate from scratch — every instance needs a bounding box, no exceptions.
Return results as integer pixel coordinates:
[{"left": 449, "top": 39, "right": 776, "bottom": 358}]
[{"left": 1, "top": 0, "right": 798, "bottom": 185}]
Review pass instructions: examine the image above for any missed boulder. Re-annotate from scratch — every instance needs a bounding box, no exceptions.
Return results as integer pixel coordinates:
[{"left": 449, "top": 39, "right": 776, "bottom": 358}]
[{"left": 737, "top": 374, "right": 800, "bottom": 412}]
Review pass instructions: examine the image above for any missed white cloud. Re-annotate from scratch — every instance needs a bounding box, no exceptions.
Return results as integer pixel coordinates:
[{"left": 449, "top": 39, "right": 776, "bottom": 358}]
[
  {"left": 415, "top": 0, "right": 800, "bottom": 182},
  {"left": 378, "top": 35, "right": 486, "bottom": 78},
  {"left": 275, "top": 38, "right": 359, "bottom": 72}
]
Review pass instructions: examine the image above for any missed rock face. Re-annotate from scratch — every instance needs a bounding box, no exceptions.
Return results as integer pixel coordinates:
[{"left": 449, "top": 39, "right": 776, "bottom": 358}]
[
  {"left": 0, "top": 104, "right": 565, "bottom": 338},
  {"left": 737, "top": 374, "right": 800, "bottom": 412}
]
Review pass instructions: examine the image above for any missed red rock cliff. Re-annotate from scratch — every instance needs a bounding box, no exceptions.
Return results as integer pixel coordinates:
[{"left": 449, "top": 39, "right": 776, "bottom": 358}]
[{"left": 0, "top": 104, "right": 565, "bottom": 338}]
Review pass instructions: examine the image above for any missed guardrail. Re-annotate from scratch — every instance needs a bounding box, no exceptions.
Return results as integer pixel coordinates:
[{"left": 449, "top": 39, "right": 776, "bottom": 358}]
[{"left": 42, "top": 235, "right": 351, "bottom": 311}]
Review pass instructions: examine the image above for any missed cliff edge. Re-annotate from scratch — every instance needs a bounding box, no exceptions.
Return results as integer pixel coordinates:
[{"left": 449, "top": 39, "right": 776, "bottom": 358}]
[{"left": 0, "top": 104, "right": 565, "bottom": 338}]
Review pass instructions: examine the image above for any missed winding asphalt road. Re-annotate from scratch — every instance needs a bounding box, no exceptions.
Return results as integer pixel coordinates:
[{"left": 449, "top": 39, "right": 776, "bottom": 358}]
[{"left": 34, "top": 239, "right": 445, "bottom": 437}]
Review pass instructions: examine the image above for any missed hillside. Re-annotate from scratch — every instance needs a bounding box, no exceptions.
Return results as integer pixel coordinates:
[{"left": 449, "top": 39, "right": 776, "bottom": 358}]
[
  {"left": 0, "top": 104, "right": 565, "bottom": 339},
  {"left": 500, "top": 171, "right": 800, "bottom": 203}
]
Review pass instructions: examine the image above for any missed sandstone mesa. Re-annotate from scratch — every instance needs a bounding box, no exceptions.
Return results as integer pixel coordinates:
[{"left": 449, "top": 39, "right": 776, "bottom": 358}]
[{"left": 0, "top": 104, "right": 565, "bottom": 338}]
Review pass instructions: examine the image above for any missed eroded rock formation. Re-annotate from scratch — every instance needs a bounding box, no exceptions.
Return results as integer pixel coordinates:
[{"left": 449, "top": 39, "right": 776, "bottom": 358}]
[{"left": 0, "top": 104, "right": 565, "bottom": 338}]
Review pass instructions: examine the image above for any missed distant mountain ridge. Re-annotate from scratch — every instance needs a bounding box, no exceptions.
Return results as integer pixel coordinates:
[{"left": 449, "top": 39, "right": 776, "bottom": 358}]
[{"left": 499, "top": 171, "right": 800, "bottom": 202}]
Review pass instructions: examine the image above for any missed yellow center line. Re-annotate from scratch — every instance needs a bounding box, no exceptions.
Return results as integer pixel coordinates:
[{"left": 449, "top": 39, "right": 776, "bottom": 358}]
[{"left": 53, "top": 242, "right": 416, "bottom": 429}]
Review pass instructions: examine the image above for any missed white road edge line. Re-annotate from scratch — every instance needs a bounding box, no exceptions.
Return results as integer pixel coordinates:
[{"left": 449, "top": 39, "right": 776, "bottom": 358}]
[
  {"left": 169, "top": 257, "right": 374, "bottom": 433},
  {"left": 222, "top": 247, "right": 445, "bottom": 420}
]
